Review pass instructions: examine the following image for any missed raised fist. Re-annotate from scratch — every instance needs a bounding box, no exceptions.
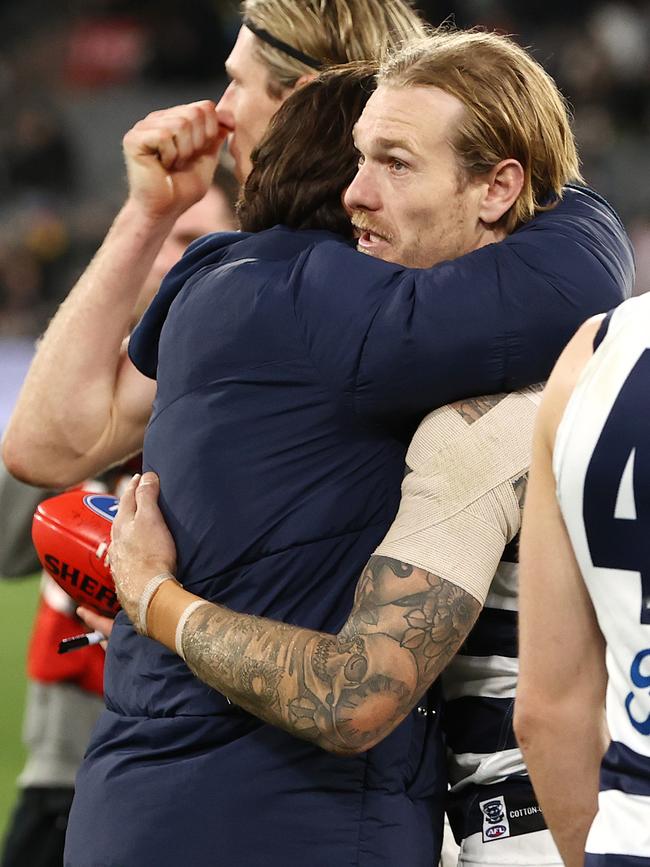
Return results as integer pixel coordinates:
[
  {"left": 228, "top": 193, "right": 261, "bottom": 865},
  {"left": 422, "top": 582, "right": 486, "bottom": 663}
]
[{"left": 123, "top": 100, "right": 228, "bottom": 220}]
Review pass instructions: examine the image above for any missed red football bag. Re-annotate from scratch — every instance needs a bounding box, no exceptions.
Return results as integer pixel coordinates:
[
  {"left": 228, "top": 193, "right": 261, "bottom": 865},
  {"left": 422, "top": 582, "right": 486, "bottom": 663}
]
[{"left": 32, "top": 490, "right": 120, "bottom": 617}]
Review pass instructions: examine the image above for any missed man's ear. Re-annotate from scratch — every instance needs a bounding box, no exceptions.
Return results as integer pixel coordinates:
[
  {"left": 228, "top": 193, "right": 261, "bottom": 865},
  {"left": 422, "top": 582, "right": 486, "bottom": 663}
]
[
  {"left": 293, "top": 72, "right": 317, "bottom": 91},
  {"left": 280, "top": 72, "right": 316, "bottom": 102},
  {"left": 479, "top": 159, "right": 524, "bottom": 225}
]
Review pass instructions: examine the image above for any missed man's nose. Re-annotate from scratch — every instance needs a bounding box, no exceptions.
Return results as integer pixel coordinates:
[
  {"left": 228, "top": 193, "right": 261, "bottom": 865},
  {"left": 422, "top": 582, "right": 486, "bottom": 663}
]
[
  {"left": 215, "top": 83, "right": 235, "bottom": 128},
  {"left": 343, "top": 164, "right": 380, "bottom": 213}
]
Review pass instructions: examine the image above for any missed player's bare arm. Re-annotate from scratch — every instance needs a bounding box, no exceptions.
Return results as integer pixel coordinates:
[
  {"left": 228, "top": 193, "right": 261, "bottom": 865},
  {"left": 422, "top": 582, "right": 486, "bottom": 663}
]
[
  {"left": 108, "top": 393, "right": 529, "bottom": 754},
  {"left": 516, "top": 315, "right": 609, "bottom": 867},
  {"left": 2, "top": 101, "right": 226, "bottom": 489}
]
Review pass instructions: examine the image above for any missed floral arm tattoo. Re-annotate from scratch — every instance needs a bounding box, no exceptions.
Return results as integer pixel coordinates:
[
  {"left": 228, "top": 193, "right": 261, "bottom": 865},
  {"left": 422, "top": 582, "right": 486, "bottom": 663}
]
[
  {"left": 179, "top": 391, "right": 528, "bottom": 755},
  {"left": 182, "top": 559, "right": 480, "bottom": 755}
]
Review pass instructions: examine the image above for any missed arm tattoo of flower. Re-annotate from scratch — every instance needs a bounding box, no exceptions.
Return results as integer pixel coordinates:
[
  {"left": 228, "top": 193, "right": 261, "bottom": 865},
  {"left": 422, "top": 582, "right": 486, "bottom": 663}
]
[{"left": 181, "top": 556, "right": 480, "bottom": 755}]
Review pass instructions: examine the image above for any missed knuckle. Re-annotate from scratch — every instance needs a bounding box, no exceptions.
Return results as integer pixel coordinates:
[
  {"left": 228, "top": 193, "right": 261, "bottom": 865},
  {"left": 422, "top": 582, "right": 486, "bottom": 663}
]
[
  {"left": 175, "top": 116, "right": 192, "bottom": 132},
  {"left": 193, "top": 99, "right": 216, "bottom": 112},
  {"left": 158, "top": 130, "right": 176, "bottom": 148}
]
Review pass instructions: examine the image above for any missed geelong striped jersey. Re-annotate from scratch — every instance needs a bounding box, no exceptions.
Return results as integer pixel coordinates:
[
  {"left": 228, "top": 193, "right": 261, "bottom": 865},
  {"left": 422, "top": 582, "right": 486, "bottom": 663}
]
[
  {"left": 442, "top": 534, "right": 540, "bottom": 842},
  {"left": 440, "top": 391, "right": 546, "bottom": 842},
  {"left": 553, "top": 293, "right": 650, "bottom": 865}
]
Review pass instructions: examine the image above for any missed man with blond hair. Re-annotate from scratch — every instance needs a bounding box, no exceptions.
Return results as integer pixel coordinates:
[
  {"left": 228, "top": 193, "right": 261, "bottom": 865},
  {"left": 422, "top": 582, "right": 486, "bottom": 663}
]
[
  {"left": 28, "top": 27, "right": 632, "bottom": 867},
  {"left": 221, "top": 0, "right": 428, "bottom": 180}
]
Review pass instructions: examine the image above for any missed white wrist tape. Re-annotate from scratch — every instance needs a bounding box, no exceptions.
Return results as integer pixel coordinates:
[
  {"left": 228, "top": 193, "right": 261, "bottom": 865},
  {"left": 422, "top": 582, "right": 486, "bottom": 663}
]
[
  {"left": 174, "top": 600, "right": 207, "bottom": 661},
  {"left": 375, "top": 387, "right": 542, "bottom": 604},
  {"left": 138, "top": 572, "right": 177, "bottom": 636}
]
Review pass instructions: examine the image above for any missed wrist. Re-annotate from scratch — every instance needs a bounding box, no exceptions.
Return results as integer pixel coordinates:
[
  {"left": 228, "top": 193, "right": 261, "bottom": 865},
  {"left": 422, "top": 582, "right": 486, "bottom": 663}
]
[
  {"left": 136, "top": 571, "right": 178, "bottom": 635},
  {"left": 119, "top": 197, "right": 181, "bottom": 237},
  {"left": 146, "top": 579, "right": 204, "bottom": 652}
]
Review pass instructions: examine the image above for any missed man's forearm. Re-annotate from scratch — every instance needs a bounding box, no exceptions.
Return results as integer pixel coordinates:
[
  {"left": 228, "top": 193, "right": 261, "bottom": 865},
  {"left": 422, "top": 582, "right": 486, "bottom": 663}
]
[
  {"left": 2, "top": 201, "right": 172, "bottom": 486},
  {"left": 516, "top": 701, "right": 607, "bottom": 867},
  {"left": 149, "top": 556, "right": 480, "bottom": 755}
]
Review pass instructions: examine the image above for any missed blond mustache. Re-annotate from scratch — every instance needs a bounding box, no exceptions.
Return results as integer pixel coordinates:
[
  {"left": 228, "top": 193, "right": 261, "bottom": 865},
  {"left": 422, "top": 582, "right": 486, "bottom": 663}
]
[{"left": 350, "top": 214, "right": 394, "bottom": 244}]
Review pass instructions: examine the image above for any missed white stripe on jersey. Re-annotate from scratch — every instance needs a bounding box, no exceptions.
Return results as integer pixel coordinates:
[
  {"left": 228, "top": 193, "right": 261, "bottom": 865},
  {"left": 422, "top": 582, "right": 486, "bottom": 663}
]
[
  {"left": 484, "top": 593, "right": 519, "bottom": 612},
  {"left": 586, "top": 790, "right": 650, "bottom": 857},
  {"left": 443, "top": 654, "right": 518, "bottom": 701},
  {"left": 448, "top": 747, "right": 527, "bottom": 791},
  {"left": 614, "top": 448, "right": 636, "bottom": 520},
  {"left": 484, "top": 561, "right": 519, "bottom": 610}
]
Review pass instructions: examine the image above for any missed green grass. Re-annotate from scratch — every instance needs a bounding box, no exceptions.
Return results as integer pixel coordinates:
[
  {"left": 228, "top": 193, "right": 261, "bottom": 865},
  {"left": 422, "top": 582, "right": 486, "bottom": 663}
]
[{"left": 0, "top": 576, "right": 40, "bottom": 844}]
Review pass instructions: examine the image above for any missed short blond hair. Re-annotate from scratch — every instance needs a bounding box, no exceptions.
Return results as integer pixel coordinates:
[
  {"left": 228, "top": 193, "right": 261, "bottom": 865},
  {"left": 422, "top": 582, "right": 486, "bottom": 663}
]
[
  {"left": 241, "top": 0, "right": 426, "bottom": 96},
  {"left": 379, "top": 29, "right": 583, "bottom": 232}
]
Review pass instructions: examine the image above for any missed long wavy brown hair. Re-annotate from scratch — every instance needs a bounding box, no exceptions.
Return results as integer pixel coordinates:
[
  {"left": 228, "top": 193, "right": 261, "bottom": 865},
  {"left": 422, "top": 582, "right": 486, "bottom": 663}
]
[{"left": 237, "top": 63, "right": 376, "bottom": 238}]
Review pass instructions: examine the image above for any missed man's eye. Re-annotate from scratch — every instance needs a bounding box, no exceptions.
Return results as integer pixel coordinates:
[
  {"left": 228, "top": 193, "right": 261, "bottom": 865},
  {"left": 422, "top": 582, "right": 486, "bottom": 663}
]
[
  {"left": 357, "top": 153, "right": 365, "bottom": 167},
  {"left": 390, "top": 159, "right": 407, "bottom": 174}
]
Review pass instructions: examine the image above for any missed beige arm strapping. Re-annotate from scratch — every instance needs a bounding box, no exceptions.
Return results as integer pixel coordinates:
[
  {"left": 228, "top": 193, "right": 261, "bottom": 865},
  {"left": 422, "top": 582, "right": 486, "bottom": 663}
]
[{"left": 375, "top": 388, "right": 541, "bottom": 604}]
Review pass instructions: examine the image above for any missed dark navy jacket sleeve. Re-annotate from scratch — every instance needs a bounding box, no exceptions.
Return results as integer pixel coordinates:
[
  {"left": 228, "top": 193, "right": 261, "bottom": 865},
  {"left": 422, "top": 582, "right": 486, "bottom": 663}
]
[
  {"left": 299, "top": 185, "right": 634, "bottom": 419},
  {"left": 128, "top": 230, "right": 247, "bottom": 379}
]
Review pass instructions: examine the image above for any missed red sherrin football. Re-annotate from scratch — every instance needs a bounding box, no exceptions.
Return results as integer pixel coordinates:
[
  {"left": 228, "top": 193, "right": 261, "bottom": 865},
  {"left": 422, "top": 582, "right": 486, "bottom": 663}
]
[{"left": 32, "top": 490, "right": 120, "bottom": 617}]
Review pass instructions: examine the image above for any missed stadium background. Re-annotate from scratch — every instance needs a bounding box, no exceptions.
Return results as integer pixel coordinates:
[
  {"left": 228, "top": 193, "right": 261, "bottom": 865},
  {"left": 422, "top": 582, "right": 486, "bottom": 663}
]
[{"left": 0, "top": 0, "right": 648, "bottom": 843}]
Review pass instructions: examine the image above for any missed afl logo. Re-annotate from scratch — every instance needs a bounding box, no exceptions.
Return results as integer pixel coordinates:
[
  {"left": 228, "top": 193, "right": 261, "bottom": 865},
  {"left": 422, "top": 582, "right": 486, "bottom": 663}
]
[
  {"left": 83, "top": 494, "right": 119, "bottom": 523},
  {"left": 480, "top": 795, "right": 511, "bottom": 843}
]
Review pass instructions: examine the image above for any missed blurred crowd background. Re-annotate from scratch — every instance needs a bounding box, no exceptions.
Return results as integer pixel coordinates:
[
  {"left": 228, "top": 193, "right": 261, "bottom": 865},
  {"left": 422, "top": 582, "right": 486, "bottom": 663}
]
[{"left": 0, "top": 0, "right": 649, "bottom": 425}]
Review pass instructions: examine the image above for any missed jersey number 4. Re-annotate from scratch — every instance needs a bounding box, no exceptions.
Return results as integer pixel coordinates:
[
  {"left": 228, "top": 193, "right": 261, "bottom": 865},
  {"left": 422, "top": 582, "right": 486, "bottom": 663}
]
[{"left": 583, "top": 350, "right": 650, "bottom": 625}]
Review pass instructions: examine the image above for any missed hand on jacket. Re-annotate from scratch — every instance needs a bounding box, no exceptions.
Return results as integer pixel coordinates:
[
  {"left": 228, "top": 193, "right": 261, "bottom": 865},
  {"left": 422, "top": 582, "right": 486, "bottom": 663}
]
[{"left": 109, "top": 472, "right": 178, "bottom": 631}]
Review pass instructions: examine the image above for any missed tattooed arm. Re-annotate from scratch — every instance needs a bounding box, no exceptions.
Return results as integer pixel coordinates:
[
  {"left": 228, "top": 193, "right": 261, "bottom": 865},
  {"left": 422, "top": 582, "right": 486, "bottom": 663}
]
[
  {"left": 110, "top": 391, "right": 535, "bottom": 755},
  {"left": 111, "top": 471, "right": 480, "bottom": 753},
  {"left": 178, "top": 556, "right": 480, "bottom": 754}
]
